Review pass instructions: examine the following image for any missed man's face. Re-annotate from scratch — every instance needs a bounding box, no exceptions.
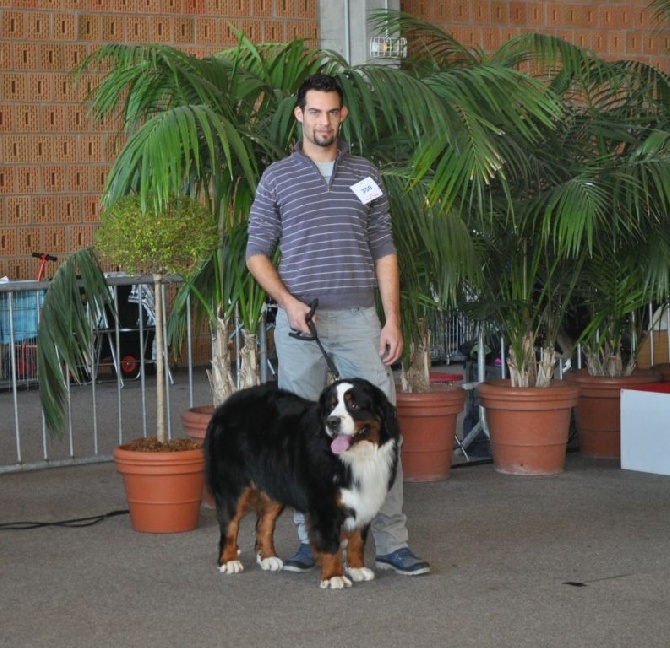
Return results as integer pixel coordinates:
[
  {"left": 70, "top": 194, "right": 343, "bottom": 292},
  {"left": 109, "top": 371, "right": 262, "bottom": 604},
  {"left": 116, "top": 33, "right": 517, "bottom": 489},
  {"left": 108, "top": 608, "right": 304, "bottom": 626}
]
[{"left": 294, "top": 90, "right": 348, "bottom": 148}]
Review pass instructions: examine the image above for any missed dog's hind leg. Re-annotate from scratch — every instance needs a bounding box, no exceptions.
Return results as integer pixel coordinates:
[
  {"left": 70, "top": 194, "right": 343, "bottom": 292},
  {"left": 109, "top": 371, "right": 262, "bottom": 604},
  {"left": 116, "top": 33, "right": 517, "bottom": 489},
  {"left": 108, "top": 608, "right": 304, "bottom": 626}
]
[
  {"left": 217, "top": 488, "right": 254, "bottom": 574},
  {"left": 344, "top": 527, "right": 375, "bottom": 583},
  {"left": 254, "top": 492, "right": 285, "bottom": 572}
]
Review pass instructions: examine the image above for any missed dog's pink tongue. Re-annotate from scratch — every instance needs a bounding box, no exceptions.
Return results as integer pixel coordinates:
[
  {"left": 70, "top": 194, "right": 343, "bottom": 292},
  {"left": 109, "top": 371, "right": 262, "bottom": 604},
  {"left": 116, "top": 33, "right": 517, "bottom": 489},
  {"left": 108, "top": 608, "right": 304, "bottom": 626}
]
[{"left": 331, "top": 434, "right": 352, "bottom": 454}]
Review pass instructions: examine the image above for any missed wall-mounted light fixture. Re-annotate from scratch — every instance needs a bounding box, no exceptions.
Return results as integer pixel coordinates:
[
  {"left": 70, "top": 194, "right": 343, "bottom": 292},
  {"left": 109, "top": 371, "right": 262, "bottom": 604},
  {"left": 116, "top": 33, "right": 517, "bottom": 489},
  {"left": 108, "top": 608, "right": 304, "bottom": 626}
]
[{"left": 369, "top": 35, "right": 408, "bottom": 59}]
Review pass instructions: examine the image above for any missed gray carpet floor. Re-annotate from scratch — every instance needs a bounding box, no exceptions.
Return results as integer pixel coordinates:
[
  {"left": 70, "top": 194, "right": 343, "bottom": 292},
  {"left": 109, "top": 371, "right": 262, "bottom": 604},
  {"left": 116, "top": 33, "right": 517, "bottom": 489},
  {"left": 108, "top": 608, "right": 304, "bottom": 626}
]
[{"left": 2, "top": 451, "right": 669, "bottom": 648}]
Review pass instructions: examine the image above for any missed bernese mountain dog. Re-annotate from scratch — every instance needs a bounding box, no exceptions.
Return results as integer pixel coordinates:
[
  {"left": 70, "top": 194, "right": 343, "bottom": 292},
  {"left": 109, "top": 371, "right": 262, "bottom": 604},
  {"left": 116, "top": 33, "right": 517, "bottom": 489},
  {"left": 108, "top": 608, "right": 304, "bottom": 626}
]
[{"left": 204, "top": 378, "right": 400, "bottom": 589}]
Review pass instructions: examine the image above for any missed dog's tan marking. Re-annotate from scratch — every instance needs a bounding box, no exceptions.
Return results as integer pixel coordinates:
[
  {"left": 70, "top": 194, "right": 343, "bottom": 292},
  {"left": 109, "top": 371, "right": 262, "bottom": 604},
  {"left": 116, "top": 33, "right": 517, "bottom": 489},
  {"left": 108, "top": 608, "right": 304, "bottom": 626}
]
[
  {"left": 344, "top": 529, "right": 365, "bottom": 570},
  {"left": 254, "top": 491, "right": 284, "bottom": 561},
  {"left": 352, "top": 419, "right": 382, "bottom": 447},
  {"left": 315, "top": 547, "right": 344, "bottom": 579}
]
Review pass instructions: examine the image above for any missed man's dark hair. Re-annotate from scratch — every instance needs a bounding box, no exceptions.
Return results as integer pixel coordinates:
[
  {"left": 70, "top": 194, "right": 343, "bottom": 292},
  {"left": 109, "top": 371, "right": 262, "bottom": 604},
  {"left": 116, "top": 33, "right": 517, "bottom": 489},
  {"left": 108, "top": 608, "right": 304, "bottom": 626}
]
[{"left": 295, "top": 73, "right": 344, "bottom": 110}]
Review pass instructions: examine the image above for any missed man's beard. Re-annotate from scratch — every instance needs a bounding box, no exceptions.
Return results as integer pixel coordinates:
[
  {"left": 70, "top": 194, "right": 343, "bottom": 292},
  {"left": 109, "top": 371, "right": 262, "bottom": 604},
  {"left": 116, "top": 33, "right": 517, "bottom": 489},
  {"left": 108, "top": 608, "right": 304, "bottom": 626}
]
[{"left": 311, "top": 131, "right": 336, "bottom": 147}]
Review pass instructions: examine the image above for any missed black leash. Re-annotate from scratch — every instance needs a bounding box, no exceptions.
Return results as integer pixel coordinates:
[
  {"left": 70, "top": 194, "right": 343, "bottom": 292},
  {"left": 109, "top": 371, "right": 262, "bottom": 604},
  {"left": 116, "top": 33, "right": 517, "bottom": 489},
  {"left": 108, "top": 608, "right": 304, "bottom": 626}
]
[{"left": 288, "top": 299, "right": 340, "bottom": 379}]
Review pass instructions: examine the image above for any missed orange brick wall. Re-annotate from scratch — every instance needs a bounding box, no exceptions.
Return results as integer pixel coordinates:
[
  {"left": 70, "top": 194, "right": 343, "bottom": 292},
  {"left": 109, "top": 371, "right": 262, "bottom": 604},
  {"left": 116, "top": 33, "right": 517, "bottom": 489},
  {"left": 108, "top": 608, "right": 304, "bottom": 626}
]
[
  {"left": 0, "top": 0, "right": 318, "bottom": 280},
  {"left": 1, "top": 0, "right": 668, "bottom": 280},
  {"left": 401, "top": 0, "right": 670, "bottom": 71}
]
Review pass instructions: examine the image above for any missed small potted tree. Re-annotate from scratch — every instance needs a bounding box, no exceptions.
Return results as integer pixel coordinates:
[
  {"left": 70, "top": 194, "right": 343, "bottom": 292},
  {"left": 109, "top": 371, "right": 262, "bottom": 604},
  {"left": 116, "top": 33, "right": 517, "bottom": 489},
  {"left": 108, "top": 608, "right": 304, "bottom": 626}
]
[{"left": 38, "top": 194, "right": 218, "bottom": 532}]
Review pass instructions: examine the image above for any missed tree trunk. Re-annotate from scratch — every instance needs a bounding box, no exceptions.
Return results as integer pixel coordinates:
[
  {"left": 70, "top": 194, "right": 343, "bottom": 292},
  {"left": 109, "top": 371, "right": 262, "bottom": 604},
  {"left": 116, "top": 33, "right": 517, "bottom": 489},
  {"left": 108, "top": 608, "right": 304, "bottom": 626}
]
[
  {"left": 207, "top": 314, "right": 237, "bottom": 407},
  {"left": 237, "top": 333, "right": 259, "bottom": 390},
  {"left": 153, "top": 274, "right": 167, "bottom": 443},
  {"left": 507, "top": 331, "right": 536, "bottom": 388},
  {"left": 401, "top": 319, "right": 431, "bottom": 393}
]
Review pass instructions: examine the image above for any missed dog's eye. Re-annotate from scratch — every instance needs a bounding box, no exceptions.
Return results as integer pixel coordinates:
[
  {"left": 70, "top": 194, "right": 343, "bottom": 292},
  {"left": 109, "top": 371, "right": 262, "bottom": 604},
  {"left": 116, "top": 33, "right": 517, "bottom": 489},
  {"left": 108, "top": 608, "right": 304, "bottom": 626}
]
[{"left": 347, "top": 401, "right": 359, "bottom": 411}]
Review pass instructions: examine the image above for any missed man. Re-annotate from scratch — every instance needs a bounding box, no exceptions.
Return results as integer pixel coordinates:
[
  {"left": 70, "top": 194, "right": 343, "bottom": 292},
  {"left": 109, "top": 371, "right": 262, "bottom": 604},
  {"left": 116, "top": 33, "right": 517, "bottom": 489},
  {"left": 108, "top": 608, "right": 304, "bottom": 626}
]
[{"left": 245, "top": 73, "right": 430, "bottom": 576}]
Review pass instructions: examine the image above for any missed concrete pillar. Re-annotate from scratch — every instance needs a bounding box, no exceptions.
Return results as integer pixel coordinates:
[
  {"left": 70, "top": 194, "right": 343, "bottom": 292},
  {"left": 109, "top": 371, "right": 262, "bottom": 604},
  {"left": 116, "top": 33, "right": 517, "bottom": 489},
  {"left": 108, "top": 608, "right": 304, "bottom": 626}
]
[{"left": 319, "top": 0, "right": 402, "bottom": 65}]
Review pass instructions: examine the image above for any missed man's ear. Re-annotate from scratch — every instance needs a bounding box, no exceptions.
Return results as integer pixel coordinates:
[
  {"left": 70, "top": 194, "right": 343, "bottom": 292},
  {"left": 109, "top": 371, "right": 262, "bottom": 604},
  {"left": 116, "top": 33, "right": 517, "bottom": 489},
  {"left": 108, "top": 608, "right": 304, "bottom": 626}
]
[
  {"left": 340, "top": 105, "right": 349, "bottom": 122},
  {"left": 294, "top": 106, "right": 304, "bottom": 123}
]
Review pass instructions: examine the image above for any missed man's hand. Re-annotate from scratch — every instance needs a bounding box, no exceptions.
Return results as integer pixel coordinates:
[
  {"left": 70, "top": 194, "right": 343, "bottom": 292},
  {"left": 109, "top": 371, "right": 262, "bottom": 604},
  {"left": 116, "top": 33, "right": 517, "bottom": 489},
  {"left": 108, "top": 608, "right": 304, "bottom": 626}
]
[
  {"left": 247, "top": 254, "right": 312, "bottom": 334},
  {"left": 379, "top": 320, "right": 403, "bottom": 366},
  {"left": 286, "top": 299, "right": 313, "bottom": 335}
]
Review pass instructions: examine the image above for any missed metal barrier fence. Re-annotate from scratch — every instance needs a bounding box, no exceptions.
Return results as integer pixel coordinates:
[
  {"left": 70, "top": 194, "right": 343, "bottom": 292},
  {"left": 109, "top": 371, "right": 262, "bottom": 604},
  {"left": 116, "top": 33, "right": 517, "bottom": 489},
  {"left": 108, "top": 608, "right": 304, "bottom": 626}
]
[
  {"left": 0, "top": 275, "right": 213, "bottom": 474},
  {"left": 3, "top": 275, "right": 669, "bottom": 474}
]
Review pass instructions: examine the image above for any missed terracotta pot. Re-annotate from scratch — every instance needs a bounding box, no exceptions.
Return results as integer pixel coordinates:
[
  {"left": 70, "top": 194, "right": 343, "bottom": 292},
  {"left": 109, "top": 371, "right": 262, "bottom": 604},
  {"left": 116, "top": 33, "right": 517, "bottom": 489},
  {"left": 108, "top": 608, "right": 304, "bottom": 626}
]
[
  {"left": 566, "top": 369, "right": 662, "bottom": 459},
  {"left": 114, "top": 443, "right": 205, "bottom": 533},
  {"left": 653, "top": 363, "right": 670, "bottom": 382},
  {"left": 181, "top": 405, "right": 215, "bottom": 440},
  {"left": 396, "top": 384, "right": 466, "bottom": 482},
  {"left": 180, "top": 405, "right": 215, "bottom": 506},
  {"left": 477, "top": 379, "right": 579, "bottom": 476}
]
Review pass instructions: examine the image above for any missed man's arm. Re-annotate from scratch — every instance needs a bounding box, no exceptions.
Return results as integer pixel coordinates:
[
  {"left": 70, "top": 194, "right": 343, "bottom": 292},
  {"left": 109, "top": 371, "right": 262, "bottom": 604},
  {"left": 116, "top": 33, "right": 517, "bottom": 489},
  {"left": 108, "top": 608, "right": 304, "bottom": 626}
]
[
  {"left": 375, "top": 253, "right": 403, "bottom": 366},
  {"left": 246, "top": 254, "right": 312, "bottom": 335}
]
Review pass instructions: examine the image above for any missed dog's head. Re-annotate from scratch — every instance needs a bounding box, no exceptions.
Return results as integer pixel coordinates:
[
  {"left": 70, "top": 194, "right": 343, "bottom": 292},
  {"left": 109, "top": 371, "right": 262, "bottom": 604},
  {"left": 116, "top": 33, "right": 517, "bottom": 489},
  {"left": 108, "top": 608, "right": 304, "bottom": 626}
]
[{"left": 319, "top": 378, "right": 400, "bottom": 455}]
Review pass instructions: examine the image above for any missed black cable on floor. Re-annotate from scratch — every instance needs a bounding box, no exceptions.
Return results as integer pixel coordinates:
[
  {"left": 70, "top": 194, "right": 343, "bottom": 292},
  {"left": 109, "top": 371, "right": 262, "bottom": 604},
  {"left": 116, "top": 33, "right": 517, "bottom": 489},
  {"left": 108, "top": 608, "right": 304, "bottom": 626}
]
[{"left": 0, "top": 509, "right": 129, "bottom": 530}]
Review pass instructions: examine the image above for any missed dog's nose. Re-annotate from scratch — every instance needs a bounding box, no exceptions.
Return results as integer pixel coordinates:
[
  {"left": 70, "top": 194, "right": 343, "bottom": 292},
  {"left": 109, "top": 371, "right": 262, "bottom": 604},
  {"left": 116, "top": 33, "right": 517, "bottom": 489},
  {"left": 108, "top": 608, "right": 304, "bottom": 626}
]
[{"left": 326, "top": 415, "right": 341, "bottom": 430}]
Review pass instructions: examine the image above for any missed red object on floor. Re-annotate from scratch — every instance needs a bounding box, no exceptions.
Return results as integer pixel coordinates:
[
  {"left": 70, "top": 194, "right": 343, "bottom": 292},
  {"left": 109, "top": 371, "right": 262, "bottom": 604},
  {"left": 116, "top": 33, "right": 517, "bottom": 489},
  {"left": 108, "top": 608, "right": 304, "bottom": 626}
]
[{"left": 430, "top": 371, "right": 462, "bottom": 383}]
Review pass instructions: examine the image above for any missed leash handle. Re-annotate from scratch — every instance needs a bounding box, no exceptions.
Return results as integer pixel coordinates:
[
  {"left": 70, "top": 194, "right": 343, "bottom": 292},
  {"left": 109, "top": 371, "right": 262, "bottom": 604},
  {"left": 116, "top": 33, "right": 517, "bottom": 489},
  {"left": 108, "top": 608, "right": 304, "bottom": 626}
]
[
  {"left": 288, "top": 299, "right": 319, "bottom": 341},
  {"left": 287, "top": 299, "right": 340, "bottom": 378}
]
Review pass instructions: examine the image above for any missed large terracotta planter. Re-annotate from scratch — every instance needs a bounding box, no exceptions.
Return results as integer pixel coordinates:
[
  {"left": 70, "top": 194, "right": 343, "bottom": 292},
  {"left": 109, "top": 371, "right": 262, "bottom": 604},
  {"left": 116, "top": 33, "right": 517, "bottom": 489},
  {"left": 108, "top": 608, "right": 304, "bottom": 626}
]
[
  {"left": 180, "top": 405, "right": 216, "bottom": 506},
  {"left": 566, "top": 369, "right": 662, "bottom": 459},
  {"left": 653, "top": 363, "right": 670, "bottom": 382},
  {"left": 114, "top": 443, "right": 205, "bottom": 533},
  {"left": 477, "top": 379, "right": 579, "bottom": 475},
  {"left": 396, "top": 385, "right": 466, "bottom": 482},
  {"left": 181, "top": 405, "right": 215, "bottom": 440}
]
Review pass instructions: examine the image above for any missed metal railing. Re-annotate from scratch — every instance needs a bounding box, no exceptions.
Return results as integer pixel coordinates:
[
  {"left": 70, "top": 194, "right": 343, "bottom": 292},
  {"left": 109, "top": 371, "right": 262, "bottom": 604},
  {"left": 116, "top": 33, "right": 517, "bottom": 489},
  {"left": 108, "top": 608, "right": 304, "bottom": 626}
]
[
  {"left": 0, "top": 276, "right": 212, "bottom": 474},
  {"left": 3, "top": 276, "right": 669, "bottom": 474}
]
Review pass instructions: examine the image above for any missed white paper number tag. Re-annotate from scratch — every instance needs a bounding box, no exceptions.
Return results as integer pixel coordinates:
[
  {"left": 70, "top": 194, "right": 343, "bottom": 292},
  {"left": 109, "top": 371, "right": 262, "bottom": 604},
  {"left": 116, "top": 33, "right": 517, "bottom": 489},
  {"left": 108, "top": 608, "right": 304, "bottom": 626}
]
[{"left": 350, "top": 177, "right": 383, "bottom": 204}]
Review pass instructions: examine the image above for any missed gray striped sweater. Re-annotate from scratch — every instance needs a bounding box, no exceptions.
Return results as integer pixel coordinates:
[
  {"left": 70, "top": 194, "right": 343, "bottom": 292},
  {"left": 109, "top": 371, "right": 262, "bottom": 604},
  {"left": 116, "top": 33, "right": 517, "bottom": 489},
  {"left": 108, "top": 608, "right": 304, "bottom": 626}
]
[{"left": 245, "top": 141, "right": 397, "bottom": 309}]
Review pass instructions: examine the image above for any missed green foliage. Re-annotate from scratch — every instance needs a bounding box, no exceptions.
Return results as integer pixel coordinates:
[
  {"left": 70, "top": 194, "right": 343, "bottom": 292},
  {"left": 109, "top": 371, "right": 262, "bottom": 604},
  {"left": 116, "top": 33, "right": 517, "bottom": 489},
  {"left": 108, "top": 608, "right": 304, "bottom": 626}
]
[
  {"left": 96, "top": 195, "right": 218, "bottom": 277},
  {"left": 60, "top": 10, "right": 670, "bottom": 399},
  {"left": 377, "top": 10, "right": 670, "bottom": 383},
  {"left": 37, "top": 248, "right": 112, "bottom": 435}
]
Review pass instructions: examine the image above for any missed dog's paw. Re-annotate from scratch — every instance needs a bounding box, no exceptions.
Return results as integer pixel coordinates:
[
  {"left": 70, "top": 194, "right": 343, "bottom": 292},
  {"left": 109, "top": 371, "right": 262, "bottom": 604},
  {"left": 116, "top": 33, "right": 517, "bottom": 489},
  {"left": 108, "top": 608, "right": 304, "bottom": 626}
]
[
  {"left": 218, "top": 560, "right": 244, "bottom": 574},
  {"left": 320, "top": 575, "right": 352, "bottom": 589},
  {"left": 256, "top": 554, "right": 283, "bottom": 572},
  {"left": 345, "top": 566, "right": 375, "bottom": 582}
]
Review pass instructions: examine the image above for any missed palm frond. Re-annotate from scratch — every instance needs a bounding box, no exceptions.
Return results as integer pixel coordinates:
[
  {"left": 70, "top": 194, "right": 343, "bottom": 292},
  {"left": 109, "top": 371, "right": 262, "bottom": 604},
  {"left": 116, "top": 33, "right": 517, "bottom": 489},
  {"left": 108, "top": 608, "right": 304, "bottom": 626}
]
[{"left": 37, "top": 249, "right": 111, "bottom": 436}]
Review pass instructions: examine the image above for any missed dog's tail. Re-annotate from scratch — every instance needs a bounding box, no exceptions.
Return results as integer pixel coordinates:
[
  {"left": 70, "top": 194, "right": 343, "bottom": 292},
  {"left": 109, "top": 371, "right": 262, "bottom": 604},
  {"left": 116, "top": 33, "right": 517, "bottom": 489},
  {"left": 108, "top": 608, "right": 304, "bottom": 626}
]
[{"left": 203, "top": 413, "right": 219, "bottom": 503}]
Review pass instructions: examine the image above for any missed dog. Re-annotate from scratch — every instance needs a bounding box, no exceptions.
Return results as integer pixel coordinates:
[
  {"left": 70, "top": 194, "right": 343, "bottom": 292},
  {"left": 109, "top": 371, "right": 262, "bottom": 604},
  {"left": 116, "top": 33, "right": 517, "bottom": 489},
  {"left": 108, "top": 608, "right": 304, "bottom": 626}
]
[{"left": 204, "top": 378, "right": 400, "bottom": 589}]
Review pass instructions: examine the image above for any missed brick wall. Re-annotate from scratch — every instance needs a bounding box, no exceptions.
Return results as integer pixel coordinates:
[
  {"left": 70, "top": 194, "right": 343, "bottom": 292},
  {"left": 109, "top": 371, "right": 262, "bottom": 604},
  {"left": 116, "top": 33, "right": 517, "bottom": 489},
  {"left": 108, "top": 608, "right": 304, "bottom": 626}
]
[
  {"left": 401, "top": 0, "right": 670, "bottom": 71},
  {"left": 0, "top": 0, "right": 318, "bottom": 280},
  {"left": 1, "top": 0, "right": 668, "bottom": 281}
]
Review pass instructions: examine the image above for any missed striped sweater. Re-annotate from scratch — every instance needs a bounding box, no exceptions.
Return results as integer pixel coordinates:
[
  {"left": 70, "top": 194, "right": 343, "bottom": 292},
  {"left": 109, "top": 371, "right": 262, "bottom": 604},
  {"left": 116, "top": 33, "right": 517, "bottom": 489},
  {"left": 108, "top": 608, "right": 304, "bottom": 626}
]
[{"left": 245, "top": 141, "right": 396, "bottom": 309}]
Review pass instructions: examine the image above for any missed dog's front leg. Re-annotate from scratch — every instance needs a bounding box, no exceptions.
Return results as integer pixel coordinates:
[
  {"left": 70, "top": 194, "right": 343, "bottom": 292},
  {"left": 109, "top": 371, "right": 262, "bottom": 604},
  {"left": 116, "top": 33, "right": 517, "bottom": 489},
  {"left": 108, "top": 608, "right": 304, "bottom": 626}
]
[
  {"left": 344, "top": 528, "right": 374, "bottom": 583},
  {"left": 315, "top": 548, "right": 352, "bottom": 589}
]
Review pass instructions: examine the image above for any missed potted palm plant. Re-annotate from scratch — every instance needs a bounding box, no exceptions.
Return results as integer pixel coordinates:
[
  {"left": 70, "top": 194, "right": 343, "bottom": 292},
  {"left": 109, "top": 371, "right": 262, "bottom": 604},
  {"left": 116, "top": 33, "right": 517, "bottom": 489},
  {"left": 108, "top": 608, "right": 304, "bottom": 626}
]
[
  {"left": 376, "top": 11, "right": 670, "bottom": 474},
  {"left": 372, "top": 13, "right": 583, "bottom": 476},
  {"left": 38, "top": 194, "right": 217, "bottom": 532},
  {"left": 75, "top": 26, "right": 536, "bottom": 481},
  {"left": 479, "top": 46, "right": 670, "bottom": 467},
  {"left": 70, "top": 36, "right": 466, "bottom": 438}
]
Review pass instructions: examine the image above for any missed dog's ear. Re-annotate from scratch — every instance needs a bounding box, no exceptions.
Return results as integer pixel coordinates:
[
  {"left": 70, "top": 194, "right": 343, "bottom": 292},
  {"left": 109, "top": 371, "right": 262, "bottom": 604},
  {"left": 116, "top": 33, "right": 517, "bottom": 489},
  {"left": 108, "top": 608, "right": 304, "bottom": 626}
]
[
  {"left": 381, "top": 396, "right": 400, "bottom": 441},
  {"left": 367, "top": 381, "right": 400, "bottom": 441},
  {"left": 365, "top": 382, "right": 400, "bottom": 488},
  {"left": 318, "top": 383, "right": 335, "bottom": 425}
]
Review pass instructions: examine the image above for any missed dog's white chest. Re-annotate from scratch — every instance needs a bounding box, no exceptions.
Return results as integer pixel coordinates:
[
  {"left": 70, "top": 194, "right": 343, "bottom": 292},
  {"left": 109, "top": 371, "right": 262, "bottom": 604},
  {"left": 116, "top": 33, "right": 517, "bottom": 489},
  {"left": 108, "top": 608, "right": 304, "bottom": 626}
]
[{"left": 340, "top": 441, "right": 395, "bottom": 529}]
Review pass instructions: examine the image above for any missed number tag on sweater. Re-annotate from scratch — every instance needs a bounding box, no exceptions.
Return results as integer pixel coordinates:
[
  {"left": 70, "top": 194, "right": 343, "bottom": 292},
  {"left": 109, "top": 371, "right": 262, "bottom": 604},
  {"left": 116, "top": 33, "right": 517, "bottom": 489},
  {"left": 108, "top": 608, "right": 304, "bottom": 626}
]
[{"left": 350, "top": 177, "right": 382, "bottom": 204}]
